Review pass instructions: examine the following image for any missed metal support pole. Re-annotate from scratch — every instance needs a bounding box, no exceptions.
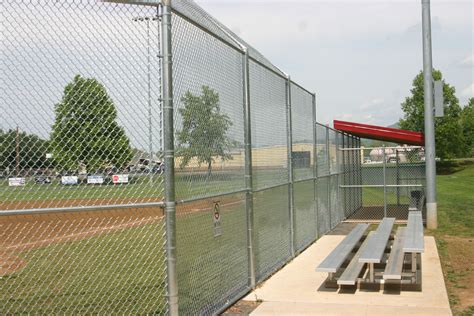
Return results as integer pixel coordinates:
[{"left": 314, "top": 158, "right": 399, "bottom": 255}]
[
  {"left": 335, "top": 133, "right": 341, "bottom": 222},
  {"left": 147, "top": 18, "right": 154, "bottom": 185},
  {"left": 422, "top": 0, "right": 437, "bottom": 229},
  {"left": 243, "top": 49, "right": 256, "bottom": 289},
  {"left": 286, "top": 77, "right": 295, "bottom": 256},
  {"left": 312, "top": 94, "right": 318, "bottom": 238},
  {"left": 326, "top": 127, "right": 331, "bottom": 228},
  {"left": 161, "top": 1, "right": 178, "bottom": 314},
  {"left": 383, "top": 146, "right": 387, "bottom": 218},
  {"left": 396, "top": 150, "right": 400, "bottom": 206}
]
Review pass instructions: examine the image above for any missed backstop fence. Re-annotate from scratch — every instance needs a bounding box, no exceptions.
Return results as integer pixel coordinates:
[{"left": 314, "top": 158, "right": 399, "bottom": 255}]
[{"left": 1, "top": 0, "right": 363, "bottom": 314}]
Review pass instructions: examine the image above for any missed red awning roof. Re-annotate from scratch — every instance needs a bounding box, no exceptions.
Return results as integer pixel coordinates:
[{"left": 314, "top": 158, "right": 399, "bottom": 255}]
[{"left": 333, "top": 120, "right": 424, "bottom": 146}]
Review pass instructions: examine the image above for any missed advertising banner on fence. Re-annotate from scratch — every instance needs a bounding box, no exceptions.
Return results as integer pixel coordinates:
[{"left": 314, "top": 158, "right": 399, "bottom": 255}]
[
  {"left": 8, "top": 177, "right": 26, "bottom": 187},
  {"left": 61, "top": 176, "right": 78, "bottom": 185},
  {"left": 87, "top": 175, "right": 104, "bottom": 184},
  {"left": 112, "top": 174, "right": 128, "bottom": 184}
]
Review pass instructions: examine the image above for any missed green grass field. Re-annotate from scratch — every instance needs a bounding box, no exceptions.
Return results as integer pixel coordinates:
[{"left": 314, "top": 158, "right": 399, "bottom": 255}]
[
  {"left": 0, "top": 173, "right": 319, "bottom": 315},
  {"left": 428, "top": 161, "right": 474, "bottom": 316}
]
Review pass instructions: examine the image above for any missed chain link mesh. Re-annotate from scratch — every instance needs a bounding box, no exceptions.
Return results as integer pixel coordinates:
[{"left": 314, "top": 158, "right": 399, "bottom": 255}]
[
  {"left": 1, "top": 0, "right": 167, "bottom": 314},
  {"left": 2, "top": 0, "right": 426, "bottom": 314},
  {"left": 344, "top": 146, "right": 426, "bottom": 221},
  {"left": 171, "top": 11, "right": 248, "bottom": 315}
]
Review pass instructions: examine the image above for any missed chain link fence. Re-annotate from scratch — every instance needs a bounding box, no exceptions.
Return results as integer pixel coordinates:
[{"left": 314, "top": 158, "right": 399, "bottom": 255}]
[
  {"left": 342, "top": 146, "right": 425, "bottom": 221},
  {"left": 1, "top": 0, "right": 167, "bottom": 314},
  {"left": 0, "top": 1, "right": 396, "bottom": 315}
]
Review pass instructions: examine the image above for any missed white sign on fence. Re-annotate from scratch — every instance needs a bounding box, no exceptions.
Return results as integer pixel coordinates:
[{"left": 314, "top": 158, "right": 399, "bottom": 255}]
[
  {"left": 112, "top": 174, "right": 129, "bottom": 184},
  {"left": 8, "top": 177, "right": 26, "bottom": 187},
  {"left": 61, "top": 176, "right": 78, "bottom": 185},
  {"left": 87, "top": 175, "right": 104, "bottom": 184}
]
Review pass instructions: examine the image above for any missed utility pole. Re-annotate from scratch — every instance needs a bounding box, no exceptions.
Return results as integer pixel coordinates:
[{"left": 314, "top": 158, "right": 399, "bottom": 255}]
[{"left": 421, "top": 0, "right": 437, "bottom": 229}]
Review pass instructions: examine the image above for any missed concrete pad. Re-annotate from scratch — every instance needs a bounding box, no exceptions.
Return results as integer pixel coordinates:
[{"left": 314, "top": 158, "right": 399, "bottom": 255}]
[{"left": 245, "top": 235, "right": 451, "bottom": 316}]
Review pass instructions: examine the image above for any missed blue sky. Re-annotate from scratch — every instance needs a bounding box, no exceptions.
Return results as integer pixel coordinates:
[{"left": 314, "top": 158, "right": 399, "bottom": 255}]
[{"left": 195, "top": 0, "right": 473, "bottom": 126}]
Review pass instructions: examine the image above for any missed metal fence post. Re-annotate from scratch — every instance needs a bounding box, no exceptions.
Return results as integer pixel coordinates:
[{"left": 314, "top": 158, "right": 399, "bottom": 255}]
[
  {"left": 312, "top": 93, "right": 318, "bottom": 238},
  {"left": 286, "top": 77, "right": 295, "bottom": 256},
  {"left": 242, "top": 49, "right": 256, "bottom": 289},
  {"left": 326, "top": 126, "right": 331, "bottom": 228},
  {"left": 161, "top": 1, "right": 178, "bottom": 314},
  {"left": 383, "top": 145, "right": 387, "bottom": 218}
]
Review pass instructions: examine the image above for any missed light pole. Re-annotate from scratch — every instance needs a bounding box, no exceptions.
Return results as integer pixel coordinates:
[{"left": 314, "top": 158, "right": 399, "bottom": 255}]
[
  {"left": 133, "top": 15, "right": 159, "bottom": 185},
  {"left": 421, "top": 0, "right": 437, "bottom": 229}
]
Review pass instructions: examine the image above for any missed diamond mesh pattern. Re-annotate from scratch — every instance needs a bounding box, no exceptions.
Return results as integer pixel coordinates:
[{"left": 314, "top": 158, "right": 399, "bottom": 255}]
[
  {"left": 1, "top": 0, "right": 164, "bottom": 210},
  {"left": 176, "top": 194, "right": 248, "bottom": 315},
  {"left": 249, "top": 61, "right": 288, "bottom": 189},
  {"left": 1, "top": 1, "right": 167, "bottom": 314},
  {"left": 0, "top": 208, "right": 167, "bottom": 314},
  {"left": 171, "top": 14, "right": 245, "bottom": 201},
  {"left": 254, "top": 185, "right": 291, "bottom": 282}
]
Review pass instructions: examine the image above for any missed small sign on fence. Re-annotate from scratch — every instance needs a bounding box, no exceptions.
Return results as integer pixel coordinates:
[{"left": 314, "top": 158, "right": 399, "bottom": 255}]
[
  {"left": 213, "top": 201, "right": 222, "bottom": 237},
  {"left": 61, "top": 176, "right": 78, "bottom": 185},
  {"left": 87, "top": 175, "right": 104, "bottom": 184},
  {"left": 8, "top": 177, "right": 26, "bottom": 187},
  {"left": 112, "top": 174, "right": 129, "bottom": 184}
]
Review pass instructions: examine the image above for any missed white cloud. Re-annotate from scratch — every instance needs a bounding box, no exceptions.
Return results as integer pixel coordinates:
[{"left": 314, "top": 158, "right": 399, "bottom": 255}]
[
  {"left": 459, "top": 54, "right": 474, "bottom": 67},
  {"left": 461, "top": 83, "right": 474, "bottom": 97}
]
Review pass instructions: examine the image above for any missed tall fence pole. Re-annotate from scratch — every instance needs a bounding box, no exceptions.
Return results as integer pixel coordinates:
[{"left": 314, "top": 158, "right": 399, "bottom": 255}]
[
  {"left": 243, "top": 49, "right": 256, "bottom": 288},
  {"left": 421, "top": 0, "right": 437, "bottom": 229},
  {"left": 286, "top": 77, "right": 295, "bottom": 256},
  {"left": 326, "top": 126, "right": 331, "bottom": 228},
  {"left": 312, "top": 94, "right": 318, "bottom": 238},
  {"left": 161, "top": 1, "right": 178, "bottom": 314},
  {"left": 383, "top": 145, "right": 387, "bottom": 217}
]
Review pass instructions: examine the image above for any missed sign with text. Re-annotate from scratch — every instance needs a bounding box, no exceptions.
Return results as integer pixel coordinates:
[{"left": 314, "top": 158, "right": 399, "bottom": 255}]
[
  {"left": 112, "top": 174, "right": 129, "bottom": 184},
  {"left": 61, "top": 176, "right": 78, "bottom": 185},
  {"left": 87, "top": 175, "right": 104, "bottom": 184},
  {"left": 8, "top": 178, "right": 25, "bottom": 187},
  {"left": 213, "top": 201, "right": 222, "bottom": 237}
]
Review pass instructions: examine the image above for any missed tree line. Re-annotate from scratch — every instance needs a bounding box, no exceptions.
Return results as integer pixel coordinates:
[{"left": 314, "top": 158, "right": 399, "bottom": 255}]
[{"left": 400, "top": 70, "right": 473, "bottom": 159}]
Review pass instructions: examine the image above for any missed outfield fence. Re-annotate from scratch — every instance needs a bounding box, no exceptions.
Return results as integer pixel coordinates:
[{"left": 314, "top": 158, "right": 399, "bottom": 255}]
[{"left": 1, "top": 1, "right": 363, "bottom": 315}]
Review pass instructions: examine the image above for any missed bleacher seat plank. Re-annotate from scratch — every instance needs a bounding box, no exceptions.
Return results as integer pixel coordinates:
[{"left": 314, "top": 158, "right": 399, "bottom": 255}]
[
  {"left": 316, "top": 223, "right": 369, "bottom": 273},
  {"left": 337, "top": 231, "right": 373, "bottom": 285},
  {"left": 383, "top": 227, "right": 406, "bottom": 280},
  {"left": 359, "top": 217, "right": 395, "bottom": 264},
  {"left": 404, "top": 211, "right": 424, "bottom": 253}
]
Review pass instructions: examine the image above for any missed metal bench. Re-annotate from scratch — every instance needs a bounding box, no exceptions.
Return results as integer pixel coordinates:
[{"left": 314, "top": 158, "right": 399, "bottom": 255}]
[
  {"left": 359, "top": 217, "right": 395, "bottom": 282},
  {"left": 403, "top": 211, "right": 424, "bottom": 285},
  {"left": 383, "top": 227, "right": 406, "bottom": 280},
  {"left": 316, "top": 223, "right": 369, "bottom": 282},
  {"left": 337, "top": 231, "right": 373, "bottom": 286}
]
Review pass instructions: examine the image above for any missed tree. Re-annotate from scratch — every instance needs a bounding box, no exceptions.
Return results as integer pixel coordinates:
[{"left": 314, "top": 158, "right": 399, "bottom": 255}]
[
  {"left": 0, "top": 129, "right": 50, "bottom": 174},
  {"left": 460, "top": 98, "right": 474, "bottom": 157},
  {"left": 399, "top": 70, "right": 465, "bottom": 160},
  {"left": 177, "top": 86, "right": 234, "bottom": 176},
  {"left": 50, "top": 75, "right": 133, "bottom": 172}
]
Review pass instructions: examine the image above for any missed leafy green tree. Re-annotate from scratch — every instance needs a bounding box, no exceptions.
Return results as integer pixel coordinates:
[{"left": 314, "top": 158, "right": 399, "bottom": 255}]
[
  {"left": 50, "top": 75, "right": 133, "bottom": 172},
  {"left": 177, "top": 86, "right": 234, "bottom": 176},
  {"left": 399, "top": 70, "right": 465, "bottom": 159},
  {"left": 460, "top": 98, "right": 474, "bottom": 157},
  {"left": 0, "top": 129, "right": 50, "bottom": 173}
]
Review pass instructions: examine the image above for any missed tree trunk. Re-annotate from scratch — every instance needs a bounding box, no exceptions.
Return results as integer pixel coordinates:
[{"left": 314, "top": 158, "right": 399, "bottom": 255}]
[{"left": 207, "top": 160, "right": 212, "bottom": 179}]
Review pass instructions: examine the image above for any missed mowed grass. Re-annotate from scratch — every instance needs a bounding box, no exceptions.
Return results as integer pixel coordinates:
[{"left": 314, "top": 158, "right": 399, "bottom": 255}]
[
  {"left": 428, "top": 162, "right": 474, "bottom": 316},
  {"left": 433, "top": 161, "right": 474, "bottom": 237}
]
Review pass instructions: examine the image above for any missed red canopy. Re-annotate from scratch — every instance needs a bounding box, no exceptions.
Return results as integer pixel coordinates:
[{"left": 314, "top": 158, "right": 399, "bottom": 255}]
[{"left": 333, "top": 120, "right": 424, "bottom": 146}]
